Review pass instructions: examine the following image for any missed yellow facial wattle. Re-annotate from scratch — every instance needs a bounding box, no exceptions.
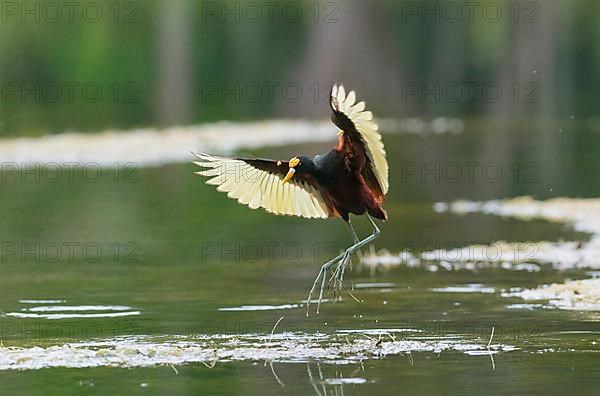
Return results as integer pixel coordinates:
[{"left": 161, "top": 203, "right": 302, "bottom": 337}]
[{"left": 288, "top": 157, "right": 300, "bottom": 168}]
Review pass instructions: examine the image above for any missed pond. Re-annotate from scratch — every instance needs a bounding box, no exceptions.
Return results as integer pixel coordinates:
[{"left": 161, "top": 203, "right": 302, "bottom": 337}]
[{"left": 1, "top": 117, "right": 599, "bottom": 395}]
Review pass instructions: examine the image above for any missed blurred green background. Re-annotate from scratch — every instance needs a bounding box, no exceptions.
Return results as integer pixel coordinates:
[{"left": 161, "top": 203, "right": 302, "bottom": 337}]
[
  {"left": 2, "top": 2, "right": 600, "bottom": 394},
  {"left": 0, "top": 0, "right": 597, "bottom": 136}
]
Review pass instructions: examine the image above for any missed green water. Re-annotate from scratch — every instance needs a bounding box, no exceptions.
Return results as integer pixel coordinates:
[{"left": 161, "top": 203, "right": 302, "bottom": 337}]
[{"left": 1, "top": 119, "right": 600, "bottom": 395}]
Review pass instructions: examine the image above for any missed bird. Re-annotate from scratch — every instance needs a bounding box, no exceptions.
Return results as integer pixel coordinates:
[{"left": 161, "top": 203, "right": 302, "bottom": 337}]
[{"left": 193, "top": 84, "right": 389, "bottom": 314}]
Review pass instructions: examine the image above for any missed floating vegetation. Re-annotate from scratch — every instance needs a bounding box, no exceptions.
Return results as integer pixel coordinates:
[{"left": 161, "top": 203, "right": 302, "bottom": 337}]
[
  {"left": 503, "top": 279, "right": 600, "bottom": 311},
  {"left": 362, "top": 197, "right": 600, "bottom": 312},
  {"left": 0, "top": 120, "right": 334, "bottom": 167},
  {"left": 434, "top": 197, "right": 600, "bottom": 270},
  {"left": 0, "top": 332, "right": 517, "bottom": 371},
  {"left": 0, "top": 118, "right": 459, "bottom": 168},
  {"left": 363, "top": 197, "right": 600, "bottom": 271}
]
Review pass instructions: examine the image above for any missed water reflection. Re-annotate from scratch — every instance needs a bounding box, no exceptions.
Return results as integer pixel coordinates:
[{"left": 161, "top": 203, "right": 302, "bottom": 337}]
[{"left": 307, "top": 362, "right": 368, "bottom": 396}]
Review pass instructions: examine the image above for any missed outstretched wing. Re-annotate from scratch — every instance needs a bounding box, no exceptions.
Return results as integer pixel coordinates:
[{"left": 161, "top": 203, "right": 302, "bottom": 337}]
[
  {"left": 193, "top": 153, "right": 334, "bottom": 219},
  {"left": 330, "top": 84, "right": 389, "bottom": 198}
]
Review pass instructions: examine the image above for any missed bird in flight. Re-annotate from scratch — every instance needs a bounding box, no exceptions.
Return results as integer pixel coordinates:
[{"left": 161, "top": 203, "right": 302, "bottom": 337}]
[{"left": 193, "top": 84, "right": 388, "bottom": 314}]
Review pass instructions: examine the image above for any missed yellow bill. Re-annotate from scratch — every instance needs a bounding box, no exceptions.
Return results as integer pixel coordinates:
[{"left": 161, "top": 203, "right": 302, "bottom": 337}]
[{"left": 282, "top": 168, "right": 296, "bottom": 184}]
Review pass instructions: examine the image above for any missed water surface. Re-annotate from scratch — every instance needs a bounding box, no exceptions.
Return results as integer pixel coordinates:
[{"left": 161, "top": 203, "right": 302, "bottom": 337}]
[{"left": 1, "top": 118, "right": 599, "bottom": 395}]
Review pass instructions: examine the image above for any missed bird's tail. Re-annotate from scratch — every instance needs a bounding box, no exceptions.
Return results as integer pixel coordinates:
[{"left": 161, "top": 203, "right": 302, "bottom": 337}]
[{"left": 369, "top": 206, "right": 388, "bottom": 221}]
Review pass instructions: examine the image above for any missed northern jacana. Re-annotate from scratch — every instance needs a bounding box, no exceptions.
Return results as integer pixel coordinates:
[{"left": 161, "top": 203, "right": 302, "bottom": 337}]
[{"left": 194, "top": 84, "right": 388, "bottom": 314}]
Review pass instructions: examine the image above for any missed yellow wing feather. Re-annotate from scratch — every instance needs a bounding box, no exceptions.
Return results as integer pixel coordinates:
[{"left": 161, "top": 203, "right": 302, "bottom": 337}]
[{"left": 193, "top": 153, "right": 330, "bottom": 219}]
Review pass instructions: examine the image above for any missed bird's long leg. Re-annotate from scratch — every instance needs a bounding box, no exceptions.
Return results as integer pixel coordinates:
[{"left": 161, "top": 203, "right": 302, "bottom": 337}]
[
  {"left": 332, "top": 215, "right": 380, "bottom": 291},
  {"left": 307, "top": 215, "right": 381, "bottom": 315},
  {"left": 330, "top": 219, "right": 361, "bottom": 298},
  {"left": 306, "top": 251, "right": 347, "bottom": 316},
  {"left": 307, "top": 220, "right": 362, "bottom": 313},
  {"left": 347, "top": 219, "right": 360, "bottom": 244},
  {"left": 307, "top": 219, "right": 364, "bottom": 313}
]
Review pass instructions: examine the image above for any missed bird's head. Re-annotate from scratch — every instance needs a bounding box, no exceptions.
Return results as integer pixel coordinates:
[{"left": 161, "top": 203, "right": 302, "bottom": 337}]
[{"left": 282, "top": 156, "right": 314, "bottom": 184}]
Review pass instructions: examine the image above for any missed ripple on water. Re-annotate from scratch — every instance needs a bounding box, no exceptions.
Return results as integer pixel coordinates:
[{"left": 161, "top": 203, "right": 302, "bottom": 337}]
[
  {"left": 505, "top": 303, "right": 545, "bottom": 310},
  {"left": 353, "top": 283, "right": 398, "bottom": 289},
  {"left": 5, "top": 311, "right": 142, "bottom": 320},
  {"left": 19, "top": 300, "right": 66, "bottom": 304},
  {"left": 336, "top": 328, "right": 422, "bottom": 335},
  {"left": 4, "top": 302, "right": 141, "bottom": 320},
  {"left": 432, "top": 284, "right": 496, "bottom": 294},
  {"left": 323, "top": 378, "right": 369, "bottom": 385},
  {"left": 218, "top": 304, "right": 301, "bottom": 312},
  {"left": 25, "top": 305, "right": 133, "bottom": 312}
]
